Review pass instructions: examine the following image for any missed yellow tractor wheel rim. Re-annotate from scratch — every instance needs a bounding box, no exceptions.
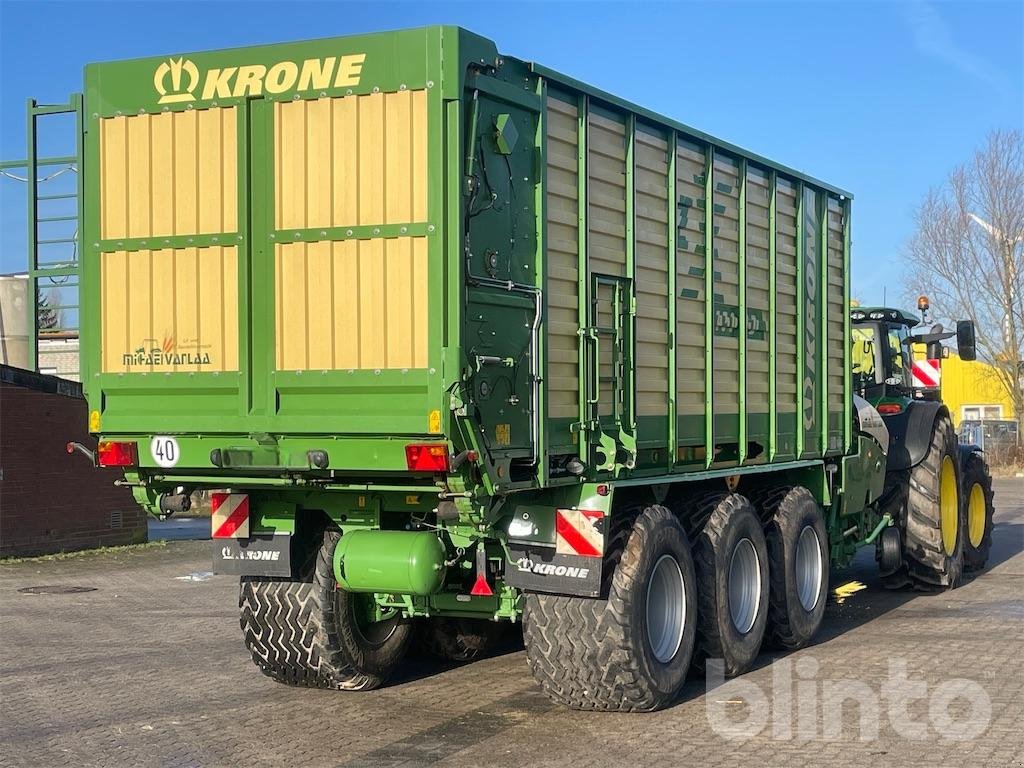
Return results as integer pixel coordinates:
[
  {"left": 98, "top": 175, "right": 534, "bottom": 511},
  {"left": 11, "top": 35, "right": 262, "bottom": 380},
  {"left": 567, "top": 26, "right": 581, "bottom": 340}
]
[
  {"left": 939, "top": 456, "right": 958, "bottom": 556},
  {"left": 968, "top": 483, "right": 986, "bottom": 548}
]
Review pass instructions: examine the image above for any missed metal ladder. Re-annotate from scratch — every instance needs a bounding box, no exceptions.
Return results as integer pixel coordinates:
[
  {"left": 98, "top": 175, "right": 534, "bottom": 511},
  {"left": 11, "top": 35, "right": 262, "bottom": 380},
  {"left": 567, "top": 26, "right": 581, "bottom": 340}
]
[
  {"left": 21, "top": 95, "right": 83, "bottom": 373},
  {"left": 578, "top": 273, "right": 637, "bottom": 472}
]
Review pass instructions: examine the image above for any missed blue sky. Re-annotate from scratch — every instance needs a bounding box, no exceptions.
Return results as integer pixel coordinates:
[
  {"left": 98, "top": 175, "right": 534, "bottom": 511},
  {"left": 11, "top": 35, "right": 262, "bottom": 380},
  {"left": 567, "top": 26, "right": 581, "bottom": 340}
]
[{"left": 1, "top": 0, "right": 1021, "bottom": 306}]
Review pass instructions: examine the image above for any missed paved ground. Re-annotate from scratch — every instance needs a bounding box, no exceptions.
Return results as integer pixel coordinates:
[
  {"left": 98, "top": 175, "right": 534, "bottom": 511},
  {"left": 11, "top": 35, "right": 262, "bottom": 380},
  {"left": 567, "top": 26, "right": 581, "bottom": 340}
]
[{"left": 2, "top": 480, "right": 1022, "bottom": 768}]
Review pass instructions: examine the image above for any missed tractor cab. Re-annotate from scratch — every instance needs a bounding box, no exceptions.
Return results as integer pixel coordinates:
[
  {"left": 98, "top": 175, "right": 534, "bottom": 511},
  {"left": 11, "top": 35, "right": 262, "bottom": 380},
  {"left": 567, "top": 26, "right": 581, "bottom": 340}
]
[
  {"left": 848, "top": 298, "right": 992, "bottom": 591},
  {"left": 850, "top": 297, "right": 977, "bottom": 414},
  {"left": 850, "top": 306, "right": 923, "bottom": 410}
]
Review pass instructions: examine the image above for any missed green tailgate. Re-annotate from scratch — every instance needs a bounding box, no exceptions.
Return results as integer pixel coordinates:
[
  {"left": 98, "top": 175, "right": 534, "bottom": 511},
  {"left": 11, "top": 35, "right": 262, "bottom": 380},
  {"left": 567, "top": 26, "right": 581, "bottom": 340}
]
[{"left": 81, "top": 28, "right": 490, "bottom": 457}]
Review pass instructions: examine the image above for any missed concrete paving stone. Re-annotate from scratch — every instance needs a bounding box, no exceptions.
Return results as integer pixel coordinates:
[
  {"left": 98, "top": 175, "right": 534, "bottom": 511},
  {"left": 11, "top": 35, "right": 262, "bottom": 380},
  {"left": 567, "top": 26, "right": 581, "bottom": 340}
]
[{"left": 0, "top": 479, "right": 1021, "bottom": 767}]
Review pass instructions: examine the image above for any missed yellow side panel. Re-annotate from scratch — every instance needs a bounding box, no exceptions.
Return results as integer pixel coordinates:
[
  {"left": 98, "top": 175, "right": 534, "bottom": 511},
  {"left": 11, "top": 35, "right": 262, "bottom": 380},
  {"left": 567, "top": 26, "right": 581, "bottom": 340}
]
[
  {"left": 274, "top": 237, "right": 428, "bottom": 370},
  {"left": 588, "top": 111, "right": 626, "bottom": 418},
  {"left": 676, "top": 139, "right": 707, "bottom": 420},
  {"left": 545, "top": 95, "right": 581, "bottom": 425},
  {"left": 826, "top": 197, "right": 847, "bottom": 412},
  {"left": 587, "top": 111, "right": 627, "bottom": 279},
  {"left": 275, "top": 91, "right": 428, "bottom": 230},
  {"left": 712, "top": 154, "right": 740, "bottom": 417},
  {"left": 634, "top": 128, "right": 669, "bottom": 419},
  {"left": 775, "top": 179, "right": 799, "bottom": 414},
  {"left": 745, "top": 166, "right": 771, "bottom": 417},
  {"left": 100, "top": 247, "right": 238, "bottom": 373},
  {"left": 99, "top": 108, "right": 237, "bottom": 239}
]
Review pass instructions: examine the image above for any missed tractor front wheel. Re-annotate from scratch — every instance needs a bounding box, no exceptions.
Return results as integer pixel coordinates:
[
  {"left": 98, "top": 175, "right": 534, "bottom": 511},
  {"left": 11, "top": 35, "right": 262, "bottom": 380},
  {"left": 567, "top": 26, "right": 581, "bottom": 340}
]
[
  {"left": 962, "top": 451, "right": 995, "bottom": 570},
  {"left": 902, "top": 414, "right": 964, "bottom": 588}
]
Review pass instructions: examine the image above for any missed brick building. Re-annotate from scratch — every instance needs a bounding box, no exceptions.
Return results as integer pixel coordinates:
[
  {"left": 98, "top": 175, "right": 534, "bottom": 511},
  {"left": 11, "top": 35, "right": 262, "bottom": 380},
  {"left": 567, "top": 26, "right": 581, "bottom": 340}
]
[
  {"left": 0, "top": 364, "right": 147, "bottom": 556},
  {"left": 38, "top": 332, "right": 81, "bottom": 381}
]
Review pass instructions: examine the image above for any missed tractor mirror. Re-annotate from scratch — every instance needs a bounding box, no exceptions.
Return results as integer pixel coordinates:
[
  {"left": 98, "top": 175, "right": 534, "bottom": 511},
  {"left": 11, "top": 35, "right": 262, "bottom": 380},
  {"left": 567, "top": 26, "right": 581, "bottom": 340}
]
[{"left": 956, "top": 320, "right": 977, "bottom": 361}]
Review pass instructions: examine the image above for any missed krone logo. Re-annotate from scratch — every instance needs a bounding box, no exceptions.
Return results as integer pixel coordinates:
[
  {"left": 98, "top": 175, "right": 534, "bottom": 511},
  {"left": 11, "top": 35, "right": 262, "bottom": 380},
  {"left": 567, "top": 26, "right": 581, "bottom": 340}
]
[
  {"left": 151, "top": 54, "right": 367, "bottom": 104},
  {"left": 154, "top": 57, "right": 200, "bottom": 104}
]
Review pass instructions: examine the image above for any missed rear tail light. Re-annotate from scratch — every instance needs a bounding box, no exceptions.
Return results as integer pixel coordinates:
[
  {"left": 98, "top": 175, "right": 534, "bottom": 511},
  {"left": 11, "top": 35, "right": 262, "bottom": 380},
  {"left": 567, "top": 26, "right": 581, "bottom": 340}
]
[
  {"left": 405, "top": 444, "right": 449, "bottom": 472},
  {"left": 877, "top": 403, "right": 903, "bottom": 415},
  {"left": 97, "top": 440, "right": 138, "bottom": 467}
]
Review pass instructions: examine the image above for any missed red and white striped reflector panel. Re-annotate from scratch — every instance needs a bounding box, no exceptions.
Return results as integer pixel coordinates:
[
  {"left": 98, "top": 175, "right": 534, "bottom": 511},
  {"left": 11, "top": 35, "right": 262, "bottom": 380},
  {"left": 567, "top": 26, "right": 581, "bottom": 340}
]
[
  {"left": 555, "top": 509, "right": 605, "bottom": 558},
  {"left": 911, "top": 358, "right": 941, "bottom": 388},
  {"left": 211, "top": 493, "right": 250, "bottom": 539}
]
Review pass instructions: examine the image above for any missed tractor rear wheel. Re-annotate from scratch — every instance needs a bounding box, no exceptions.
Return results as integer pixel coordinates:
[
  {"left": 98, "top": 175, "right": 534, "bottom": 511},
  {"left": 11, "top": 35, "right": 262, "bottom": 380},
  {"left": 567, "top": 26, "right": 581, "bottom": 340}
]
[
  {"left": 902, "top": 414, "right": 964, "bottom": 588},
  {"left": 962, "top": 451, "right": 995, "bottom": 570},
  {"left": 523, "top": 505, "right": 697, "bottom": 711},
  {"left": 239, "top": 529, "right": 413, "bottom": 690}
]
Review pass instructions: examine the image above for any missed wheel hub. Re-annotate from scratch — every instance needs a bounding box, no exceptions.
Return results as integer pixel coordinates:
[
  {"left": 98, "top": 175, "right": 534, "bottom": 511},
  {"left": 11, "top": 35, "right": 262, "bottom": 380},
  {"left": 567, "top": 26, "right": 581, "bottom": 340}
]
[
  {"left": 728, "top": 538, "right": 761, "bottom": 634},
  {"left": 794, "top": 525, "right": 822, "bottom": 611},
  {"left": 968, "top": 482, "right": 985, "bottom": 548},
  {"left": 348, "top": 593, "right": 400, "bottom": 648},
  {"left": 939, "top": 456, "right": 959, "bottom": 556},
  {"left": 645, "top": 554, "right": 686, "bottom": 663}
]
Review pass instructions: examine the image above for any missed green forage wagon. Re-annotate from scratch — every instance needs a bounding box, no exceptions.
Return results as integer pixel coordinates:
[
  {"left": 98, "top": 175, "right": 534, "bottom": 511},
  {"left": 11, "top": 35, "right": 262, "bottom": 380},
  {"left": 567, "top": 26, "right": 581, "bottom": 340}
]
[{"left": 66, "top": 26, "right": 897, "bottom": 710}]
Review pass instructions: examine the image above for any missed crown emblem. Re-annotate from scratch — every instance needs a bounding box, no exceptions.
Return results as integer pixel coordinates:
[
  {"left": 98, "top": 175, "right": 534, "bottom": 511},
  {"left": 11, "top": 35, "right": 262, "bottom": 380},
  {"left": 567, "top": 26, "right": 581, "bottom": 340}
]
[{"left": 153, "top": 57, "right": 199, "bottom": 104}]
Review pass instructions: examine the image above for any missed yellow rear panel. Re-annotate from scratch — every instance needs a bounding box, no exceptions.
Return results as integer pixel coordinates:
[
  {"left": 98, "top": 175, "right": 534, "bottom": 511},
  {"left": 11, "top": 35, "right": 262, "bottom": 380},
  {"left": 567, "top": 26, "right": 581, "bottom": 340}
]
[
  {"left": 100, "top": 108, "right": 237, "bottom": 239},
  {"left": 99, "top": 106, "right": 239, "bottom": 373},
  {"left": 274, "top": 237, "right": 428, "bottom": 371},
  {"left": 100, "top": 247, "right": 239, "bottom": 373},
  {"left": 272, "top": 91, "right": 429, "bottom": 371},
  {"left": 274, "top": 91, "right": 427, "bottom": 230}
]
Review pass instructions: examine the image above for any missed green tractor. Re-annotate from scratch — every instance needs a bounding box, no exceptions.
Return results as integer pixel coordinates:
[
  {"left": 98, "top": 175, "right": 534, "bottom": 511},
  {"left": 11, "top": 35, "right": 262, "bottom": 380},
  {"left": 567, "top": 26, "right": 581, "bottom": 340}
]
[{"left": 850, "top": 297, "right": 995, "bottom": 588}]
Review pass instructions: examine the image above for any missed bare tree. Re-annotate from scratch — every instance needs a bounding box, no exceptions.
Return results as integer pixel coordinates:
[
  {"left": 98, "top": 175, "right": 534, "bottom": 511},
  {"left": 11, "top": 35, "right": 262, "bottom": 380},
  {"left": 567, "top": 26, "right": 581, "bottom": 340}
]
[
  {"left": 905, "top": 129, "right": 1024, "bottom": 435},
  {"left": 37, "top": 286, "right": 58, "bottom": 330},
  {"left": 44, "top": 287, "right": 65, "bottom": 331}
]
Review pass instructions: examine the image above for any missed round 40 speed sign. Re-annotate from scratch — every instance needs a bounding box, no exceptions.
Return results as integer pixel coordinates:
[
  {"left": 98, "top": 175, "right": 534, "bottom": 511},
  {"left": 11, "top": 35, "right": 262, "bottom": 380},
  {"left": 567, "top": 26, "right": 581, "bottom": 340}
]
[{"left": 150, "top": 436, "right": 180, "bottom": 468}]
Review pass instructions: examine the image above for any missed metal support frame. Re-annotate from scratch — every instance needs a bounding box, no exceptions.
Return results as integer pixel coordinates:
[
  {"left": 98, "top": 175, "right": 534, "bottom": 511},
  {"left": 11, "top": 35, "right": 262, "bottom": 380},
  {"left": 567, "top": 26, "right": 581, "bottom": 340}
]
[
  {"left": 819, "top": 192, "right": 830, "bottom": 455},
  {"left": 768, "top": 170, "right": 778, "bottom": 460},
  {"left": 666, "top": 131, "right": 678, "bottom": 470},
  {"left": 12, "top": 94, "right": 84, "bottom": 375},
  {"left": 575, "top": 94, "right": 589, "bottom": 461},
  {"left": 535, "top": 77, "right": 550, "bottom": 486},
  {"left": 703, "top": 146, "right": 715, "bottom": 467},
  {"left": 624, "top": 114, "right": 637, "bottom": 448},
  {"left": 737, "top": 157, "right": 748, "bottom": 463},
  {"left": 842, "top": 197, "right": 853, "bottom": 454},
  {"left": 794, "top": 180, "right": 805, "bottom": 459}
]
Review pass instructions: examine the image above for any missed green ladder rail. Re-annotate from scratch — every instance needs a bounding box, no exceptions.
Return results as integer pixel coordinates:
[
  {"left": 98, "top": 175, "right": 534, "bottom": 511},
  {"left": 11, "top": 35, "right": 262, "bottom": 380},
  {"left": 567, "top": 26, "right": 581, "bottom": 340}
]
[{"left": 0, "top": 95, "right": 84, "bottom": 373}]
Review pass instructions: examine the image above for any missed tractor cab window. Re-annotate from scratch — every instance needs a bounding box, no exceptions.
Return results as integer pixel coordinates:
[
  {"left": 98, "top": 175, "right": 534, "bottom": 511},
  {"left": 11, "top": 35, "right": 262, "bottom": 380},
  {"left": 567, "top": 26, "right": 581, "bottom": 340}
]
[
  {"left": 885, "top": 324, "right": 915, "bottom": 387},
  {"left": 888, "top": 330, "right": 906, "bottom": 377},
  {"left": 851, "top": 326, "right": 878, "bottom": 387}
]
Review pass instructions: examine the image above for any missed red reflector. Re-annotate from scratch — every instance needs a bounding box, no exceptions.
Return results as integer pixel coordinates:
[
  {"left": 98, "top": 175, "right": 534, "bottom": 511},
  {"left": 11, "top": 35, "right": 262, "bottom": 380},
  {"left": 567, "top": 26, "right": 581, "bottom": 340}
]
[
  {"left": 470, "top": 574, "right": 494, "bottom": 597},
  {"left": 877, "top": 403, "right": 903, "bottom": 415},
  {"left": 97, "top": 440, "right": 137, "bottom": 467},
  {"left": 405, "top": 444, "right": 449, "bottom": 472},
  {"left": 470, "top": 543, "right": 493, "bottom": 596}
]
